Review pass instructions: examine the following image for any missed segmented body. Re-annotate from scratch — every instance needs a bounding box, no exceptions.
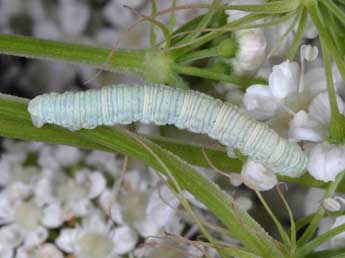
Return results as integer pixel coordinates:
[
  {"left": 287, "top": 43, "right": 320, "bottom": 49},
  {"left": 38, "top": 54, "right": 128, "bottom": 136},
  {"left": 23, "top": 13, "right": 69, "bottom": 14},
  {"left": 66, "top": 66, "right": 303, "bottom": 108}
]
[{"left": 28, "top": 84, "right": 307, "bottom": 176}]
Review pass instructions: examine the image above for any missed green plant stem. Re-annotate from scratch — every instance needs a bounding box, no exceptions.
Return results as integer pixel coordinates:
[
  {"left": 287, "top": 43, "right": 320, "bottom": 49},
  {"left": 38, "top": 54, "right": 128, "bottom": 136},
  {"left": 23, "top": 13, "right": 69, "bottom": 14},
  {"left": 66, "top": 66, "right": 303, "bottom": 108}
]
[
  {"left": 306, "top": 0, "right": 345, "bottom": 80},
  {"left": 297, "top": 172, "right": 345, "bottom": 245},
  {"left": 296, "top": 223, "right": 345, "bottom": 258},
  {"left": 287, "top": 8, "right": 307, "bottom": 60},
  {"left": 321, "top": 39, "right": 345, "bottom": 144},
  {"left": 0, "top": 33, "right": 144, "bottom": 73},
  {"left": 321, "top": 0, "right": 345, "bottom": 24},
  {"left": 177, "top": 0, "right": 220, "bottom": 45},
  {"left": 171, "top": 63, "right": 265, "bottom": 87},
  {"left": 156, "top": 1, "right": 300, "bottom": 15},
  {"left": 0, "top": 33, "right": 174, "bottom": 84},
  {"left": 305, "top": 248, "right": 345, "bottom": 258},
  {"left": 170, "top": 13, "right": 267, "bottom": 59},
  {"left": 178, "top": 48, "right": 219, "bottom": 63}
]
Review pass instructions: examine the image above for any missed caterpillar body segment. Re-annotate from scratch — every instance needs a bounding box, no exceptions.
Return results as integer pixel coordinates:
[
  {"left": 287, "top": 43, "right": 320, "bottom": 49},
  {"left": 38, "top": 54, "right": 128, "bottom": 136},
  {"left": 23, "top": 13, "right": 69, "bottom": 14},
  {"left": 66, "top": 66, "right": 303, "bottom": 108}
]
[{"left": 28, "top": 84, "right": 308, "bottom": 176}]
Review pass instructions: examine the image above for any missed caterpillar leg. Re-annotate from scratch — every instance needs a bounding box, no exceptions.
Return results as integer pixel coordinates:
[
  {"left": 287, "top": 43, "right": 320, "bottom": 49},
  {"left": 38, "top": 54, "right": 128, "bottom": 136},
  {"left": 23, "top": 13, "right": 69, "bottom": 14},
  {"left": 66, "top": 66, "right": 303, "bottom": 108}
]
[{"left": 30, "top": 114, "right": 45, "bottom": 128}]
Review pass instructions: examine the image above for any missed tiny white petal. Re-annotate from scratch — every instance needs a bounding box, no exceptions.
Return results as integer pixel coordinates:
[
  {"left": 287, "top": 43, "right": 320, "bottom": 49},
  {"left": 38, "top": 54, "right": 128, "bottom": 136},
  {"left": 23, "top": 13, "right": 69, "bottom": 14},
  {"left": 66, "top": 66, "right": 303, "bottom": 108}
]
[
  {"left": 228, "top": 173, "right": 243, "bottom": 187},
  {"left": 323, "top": 198, "right": 341, "bottom": 212},
  {"left": 88, "top": 172, "right": 106, "bottom": 199},
  {"left": 112, "top": 225, "right": 138, "bottom": 255},
  {"left": 0, "top": 247, "right": 13, "bottom": 258},
  {"left": 42, "top": 203, "right": 64, "bottom": 228},
  {"left": 241, "top": 160, "right": 278, "bottom": 191},
  {"left": 23, "top": 226, "right": 48, "bottom": 248},
  {"left": 235, "top": 196, "right": 253, "bottom": 211},
  {"left": 110, "top": 202, "right": 125, "bottom": 225},
  {"left": 301, "top": 45, "right": 318, "bottom": 62},
  {"left": 307, "top": 143, "right": 345, "bottom": 182},
  {"left": 288, "top": 110, "right": 327, "bottom": 142},
  {"left": 146, "top": 186, "right": 179, "bottom": 228},
  {"left": 15, "top": 201, "right": 42, "bottom": 230},
  {"left": 66, "top": 199, "right": 92, "bottom": 218},
  {"left": 243, "top": 84, "right": 279, "bottom": 120},
  {"left": 269, "top": 61, "right": 300, "bottom": 99},
  {"left": 0, "top": 224, "right": 23, "bottom": 248},
  {"left": 233, "top": 28, "right": 267, "bottom": 74},
  {"left": 309, "top": 92, "right": 345, "bottom": 125},
  {"left": 34, "top": 243, "right": 64, "bottom": 258},
  {"left": 184, "top": 191, "right": 207, "bottom": 209},
  {"left": 56, "top": 228, "right": 80, "bottom": 253},
  {"left": 0, "top": 196, "right": 15, "bottom": 225},
  {"left": 77, "top": 232, "right": 114, "bottom": 258},
  {"left": 55, "top": 145, "right": 82, "bottom": 167}
]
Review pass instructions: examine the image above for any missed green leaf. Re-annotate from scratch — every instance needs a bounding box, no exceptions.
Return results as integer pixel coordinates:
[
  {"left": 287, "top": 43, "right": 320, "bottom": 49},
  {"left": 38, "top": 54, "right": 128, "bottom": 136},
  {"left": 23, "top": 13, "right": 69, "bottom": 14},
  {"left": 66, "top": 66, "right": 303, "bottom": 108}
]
[
  {"left": 0, "top": 34, "right": 173, "bottom": 85},
  {"left": 305, "top": 248, "right": 345, "bottom": 258}
]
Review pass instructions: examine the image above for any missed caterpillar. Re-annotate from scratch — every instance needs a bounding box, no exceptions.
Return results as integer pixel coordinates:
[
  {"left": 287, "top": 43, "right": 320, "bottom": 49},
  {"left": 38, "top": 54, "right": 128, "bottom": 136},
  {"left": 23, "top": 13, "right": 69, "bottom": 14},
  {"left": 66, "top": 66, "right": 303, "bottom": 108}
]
[{"left": 28, "top": 84, "right": 307, "bottom": 177}]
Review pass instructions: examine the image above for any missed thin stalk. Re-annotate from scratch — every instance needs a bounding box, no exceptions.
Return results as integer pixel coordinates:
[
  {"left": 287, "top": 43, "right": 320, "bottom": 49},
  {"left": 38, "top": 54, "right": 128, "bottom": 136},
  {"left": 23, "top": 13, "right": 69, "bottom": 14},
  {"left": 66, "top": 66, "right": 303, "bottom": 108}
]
[
  {"left": 178, "top": 48, "right": 218, "bottom": 63},
  {"left": 306, "top": 0, "right": 345, "bottom": 80},
  {"left": 321, "top": 0, "right": 345, "bottom": 24},
  {"left": 297, "top": 172, "right": 345, "bottom": 245},
  {"left": 287, "top": 8, "right": 307, "bottom": 60},
  {"left": 256, "top": 192, "right": 291, "bottom": 248},
  {"left": 177, "top": 0, "right": 220, "bottom": 45},
  {"left": 171, "top": 63, "right": 265, "bottom": 87},
  {"left": 296, "top": 223, "right": 345, "bottom": 258},
  {"left": 155, "top": 0, "right": 300, "bottom": 16},
  {"left": 170, "top": 13, "right": 267, "bottom": 58}
]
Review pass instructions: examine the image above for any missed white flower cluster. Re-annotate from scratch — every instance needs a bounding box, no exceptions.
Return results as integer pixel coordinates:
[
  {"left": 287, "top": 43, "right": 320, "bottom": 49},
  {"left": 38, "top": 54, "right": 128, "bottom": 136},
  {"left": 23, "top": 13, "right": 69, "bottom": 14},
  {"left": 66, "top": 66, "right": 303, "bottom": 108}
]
[
  {"left": 0, "top": 140, "right": 217, "bottom": 258},
  {"left": 224, "top": 1, "right": 345, "bottom": 191}
]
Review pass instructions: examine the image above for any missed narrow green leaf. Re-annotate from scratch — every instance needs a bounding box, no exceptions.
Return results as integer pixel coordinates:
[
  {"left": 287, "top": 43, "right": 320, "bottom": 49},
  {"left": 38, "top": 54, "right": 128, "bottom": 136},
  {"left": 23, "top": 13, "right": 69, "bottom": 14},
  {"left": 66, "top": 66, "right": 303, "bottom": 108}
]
[
  {"left": 305, "top": 248, "right": 345, "bottom": 258},
  {"left": 150, "top": 0, "right": 158, "bottom": 46},
  {"left": 296, "top": 223, "right": 345, "bottom": 258}
]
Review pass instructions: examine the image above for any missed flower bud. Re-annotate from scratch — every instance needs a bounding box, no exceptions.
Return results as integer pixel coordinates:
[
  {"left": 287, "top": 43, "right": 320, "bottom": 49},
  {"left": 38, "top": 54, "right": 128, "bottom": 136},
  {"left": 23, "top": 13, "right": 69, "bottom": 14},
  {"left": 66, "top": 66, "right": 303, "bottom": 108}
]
[
  {"left": 241, "top": 160, "right": 277, "bottom": 191},
  {"left": 233, "top": 28, "right": 267, "bottom": 75}
]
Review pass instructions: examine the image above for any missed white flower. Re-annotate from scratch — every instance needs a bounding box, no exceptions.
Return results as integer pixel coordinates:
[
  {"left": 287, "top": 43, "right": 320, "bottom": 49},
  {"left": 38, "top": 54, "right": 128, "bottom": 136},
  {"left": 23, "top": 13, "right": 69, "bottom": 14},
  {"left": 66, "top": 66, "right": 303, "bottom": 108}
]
[
  {"left": 307, "top": 143, "right": 345, "bottom": 182},
  {"left": 38, "top": 145, "right": 82, "bottom": 171},
  {"left": 56, "top": 213, "right": 138, "bottom": 258},
  {"left": 232, "top": 28, "right": 267, "bottom": 74},
  {"left": 85, "top": 150, "right": 120, "bottom": 176},
  {"left": 122, "top": 186, "right": 181, "bottom": 237},
  {"left": 289, "top": 92, "right": 345, "bottom": 182},
  {"left": 134, "top": 239, "right": 204, "bottom": 258},
  {"left": 323, "top": 197, "right": 345, "bottom": 212},
  {"left": 241, "top": 160, "right": 278, "bottom": 191},
  {"left": 269, "top": 61, "right": 300, "bottom": 99},
  {"left": 243, "top": 60, "right": 299, "bottom": 121},
  {"left": 33, "top": 243, "right": 64, "bottom": 258}
]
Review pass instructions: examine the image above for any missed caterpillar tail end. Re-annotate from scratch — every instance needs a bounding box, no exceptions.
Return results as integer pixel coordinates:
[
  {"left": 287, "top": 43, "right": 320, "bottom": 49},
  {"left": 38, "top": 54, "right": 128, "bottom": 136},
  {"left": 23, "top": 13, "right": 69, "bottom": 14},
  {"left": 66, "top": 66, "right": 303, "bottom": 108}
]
[{"left": 28, "top": 97, "right": 45, "bottom": 128}]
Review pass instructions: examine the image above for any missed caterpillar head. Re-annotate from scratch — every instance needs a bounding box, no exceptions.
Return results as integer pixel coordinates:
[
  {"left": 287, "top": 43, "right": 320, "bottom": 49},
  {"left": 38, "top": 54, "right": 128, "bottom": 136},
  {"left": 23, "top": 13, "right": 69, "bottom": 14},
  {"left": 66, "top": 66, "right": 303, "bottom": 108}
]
[{"left": 28, "top": 96, "right": 45, "bottom": 128}]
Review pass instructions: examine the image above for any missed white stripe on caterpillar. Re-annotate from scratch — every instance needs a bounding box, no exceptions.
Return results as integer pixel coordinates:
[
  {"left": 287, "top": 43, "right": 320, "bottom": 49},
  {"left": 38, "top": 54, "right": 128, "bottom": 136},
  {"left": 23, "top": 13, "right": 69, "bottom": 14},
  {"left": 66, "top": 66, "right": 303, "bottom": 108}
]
[{"left": 28, "top": 84, "right": 307, "bottom": 177}]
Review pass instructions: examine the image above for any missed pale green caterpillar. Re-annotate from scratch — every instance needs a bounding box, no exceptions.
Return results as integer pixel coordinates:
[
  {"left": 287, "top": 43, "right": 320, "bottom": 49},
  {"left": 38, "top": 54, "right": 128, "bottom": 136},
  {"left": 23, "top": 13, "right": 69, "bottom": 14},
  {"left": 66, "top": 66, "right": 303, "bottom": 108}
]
[{"left": 28, "top": 84, "right": 307, "bottom": 177}]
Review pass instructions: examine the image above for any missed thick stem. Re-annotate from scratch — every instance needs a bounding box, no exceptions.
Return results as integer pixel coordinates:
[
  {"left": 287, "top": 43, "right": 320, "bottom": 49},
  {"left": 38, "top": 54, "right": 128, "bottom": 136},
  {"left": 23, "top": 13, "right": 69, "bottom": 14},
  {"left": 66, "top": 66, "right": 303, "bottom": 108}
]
[{"left": 0, "top": 34, "right": 174, "bottom": 85}]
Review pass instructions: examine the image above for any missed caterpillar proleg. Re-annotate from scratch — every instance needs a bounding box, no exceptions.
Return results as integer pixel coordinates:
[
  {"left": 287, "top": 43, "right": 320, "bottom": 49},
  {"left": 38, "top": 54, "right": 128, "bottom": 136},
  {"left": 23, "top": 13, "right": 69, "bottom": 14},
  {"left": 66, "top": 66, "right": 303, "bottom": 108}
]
[{"left": 28, "top": 84, "right": 307, "bottom": 177}]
